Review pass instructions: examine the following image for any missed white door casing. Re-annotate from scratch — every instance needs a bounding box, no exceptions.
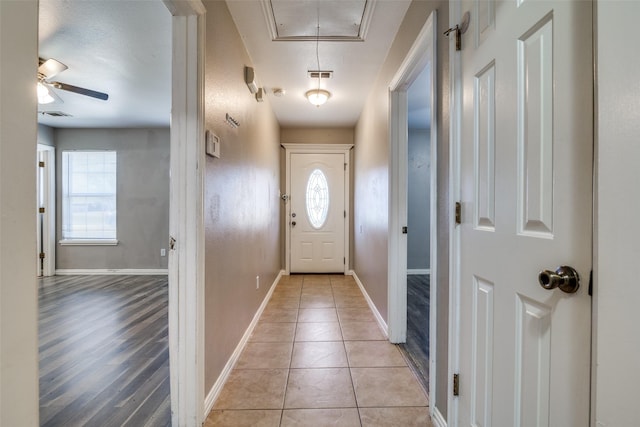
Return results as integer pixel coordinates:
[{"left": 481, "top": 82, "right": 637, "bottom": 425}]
[
  {"left": 283, "top": 144, "right": 352, "bottom": 275},
  {"left": 36, "top": 144, "right": 55, "bottom": 277},
  {"left": 453, "top": 1, "right": 593, "bottom": 426}
]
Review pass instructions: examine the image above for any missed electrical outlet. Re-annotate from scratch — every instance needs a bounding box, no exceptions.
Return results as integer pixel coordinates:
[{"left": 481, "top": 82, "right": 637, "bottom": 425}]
[
  {"left": 256, "top": 276, "right": 260, "bottom": 289},
  {"left": 161, "top": 248, "right": 166, "bottom": 257}
]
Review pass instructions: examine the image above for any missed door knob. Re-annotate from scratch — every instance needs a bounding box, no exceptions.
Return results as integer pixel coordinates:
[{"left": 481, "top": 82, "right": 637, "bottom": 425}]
[{"left": 538, "top": 266, "right": 580, "bottom": 293}]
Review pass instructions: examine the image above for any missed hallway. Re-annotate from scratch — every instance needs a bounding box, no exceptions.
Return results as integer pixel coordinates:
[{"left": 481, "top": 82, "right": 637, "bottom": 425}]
[{"left": 206, "top": 274, "right": 431, "bottom": 426}]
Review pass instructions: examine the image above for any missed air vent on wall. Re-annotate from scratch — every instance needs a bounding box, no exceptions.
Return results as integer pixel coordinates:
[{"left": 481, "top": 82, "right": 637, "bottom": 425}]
[
  {"left": 39, "top": 111, "right": 73, "bottom": 117},
  {"left": 308, "top": 70, "right": 333, "bottom": 79}
]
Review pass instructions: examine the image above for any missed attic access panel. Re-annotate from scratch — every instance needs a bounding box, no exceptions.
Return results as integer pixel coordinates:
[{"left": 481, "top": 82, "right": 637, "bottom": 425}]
[{"left": 265, "top": 0, "right": 374, "bottom": 41}]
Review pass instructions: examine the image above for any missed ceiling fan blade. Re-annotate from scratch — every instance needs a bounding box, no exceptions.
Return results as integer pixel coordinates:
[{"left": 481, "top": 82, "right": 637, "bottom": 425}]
[
  {"left": 38, "top": 58, "right": 68, "bottom": 79},
  {"left": 51, "top": 82, "right": 109, "bottom": 101}
]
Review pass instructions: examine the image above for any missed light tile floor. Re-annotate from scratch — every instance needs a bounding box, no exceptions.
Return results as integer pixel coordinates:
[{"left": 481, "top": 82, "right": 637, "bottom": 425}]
[{"left": 205, "top": 274, "right": 433, "bottom": 427}]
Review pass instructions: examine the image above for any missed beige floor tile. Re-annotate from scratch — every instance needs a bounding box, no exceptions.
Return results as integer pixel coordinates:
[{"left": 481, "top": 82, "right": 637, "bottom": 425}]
[
  {"left": 213, "top": 369, "right": 288, "bottom": 409},
  {"left": 351, "top": 367, "right": 428, "bottom": 407},
  {"left": 260, "top": 308, "right": 298, "bottom": 323},
  {"left": 301, "top": 287, "right": 333, "bottom": 297},
  {"left": 284, "top": 368, "right": 356, "bottom": 409},
  {"left": 334, "top": 295, "right": 368, "bottom": 308},
  {"left": 295, "top": 322, "right": 343, "bottom": 342},
  {"left": 298, "top": 308, "right": 339, "bottom": 322},
  {"left": 291, "top": 341, "right": 348, "bottom": 368},
  {"left": 331, "top": 288, "right": 363, "bottom": 297},
  {"left": 204, "top": 409, "right": 282, "bottom": 427},
  {"left": 281, "top": 408, "right": 361, "bottom": 427},
  {"left": 340, "top": 322, "right": 386, "bottom": 341},
  {"left": 250, "top": 322, "right": 296, "bottom": 342},
  {"left": 235, "top": 342, "right": 293, "bottom": 369},
  {"left": 337, "top": 307, "right": 375, "bottom": 323},
  {"left": 344, "top": 341, "right": 406, "bottom": 367},
  {"left": 266, "top": 296, "right": 300, "bottom": 309},
  {"left": 359, "top": 407, "right": 433, "bottom": 427},
  {"left": 300, "top": 294, "right": 335, "bottom": 308}
]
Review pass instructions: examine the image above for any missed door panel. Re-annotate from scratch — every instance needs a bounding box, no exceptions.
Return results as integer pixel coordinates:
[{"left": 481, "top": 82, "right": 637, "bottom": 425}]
[
  {"left": 457, "top": 0, "right": 592, "bottom": 426},
  {"left": 290, "top": 153, "right": 345, "bottom": 273}
]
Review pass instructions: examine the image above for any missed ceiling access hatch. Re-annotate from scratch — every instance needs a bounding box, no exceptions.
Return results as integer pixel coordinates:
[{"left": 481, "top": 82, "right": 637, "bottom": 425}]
[{"left": 262, "top": 0, "right": 375, "bottom": 41}]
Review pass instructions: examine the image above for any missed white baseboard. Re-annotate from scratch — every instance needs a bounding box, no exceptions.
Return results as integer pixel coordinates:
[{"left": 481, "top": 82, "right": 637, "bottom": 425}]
[
  {"left": 203, "top": 269, "right": 284, "bottom": 418},
  {"left": 431, "top": 406, "right": 447, "bottom": 427},
  {"left": 55, "top": 268, "right": 169, "bottom": 275},
  {"left": 407, "top": 269, "right": 431, "bottom": 275},
  {"left": 350, "top": 270, "right": 389, "bottom": 339}
]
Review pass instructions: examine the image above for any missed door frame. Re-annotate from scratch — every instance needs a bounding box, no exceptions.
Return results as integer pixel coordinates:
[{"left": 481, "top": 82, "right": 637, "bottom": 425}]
[
  {"left": 36, "top": 144, "right": 55, "bottom": 277},
  {"left": 163, "top": 0, "right": 206, "bottom": 425},
  {"left": 387, "top": 10, "right": 438, "bottom": 402},
  {"left": 282, "top": 143, "right": 353, "bottom": 275}
]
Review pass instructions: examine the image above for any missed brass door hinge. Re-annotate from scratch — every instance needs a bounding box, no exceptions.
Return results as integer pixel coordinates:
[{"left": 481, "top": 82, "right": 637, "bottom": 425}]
[
  {"left": 39, "top": 252, "right": 45, "bottom": 259},
  {"left": 38, "top": 161, "right": 45, "bottom": 168},
  {"left": 455, "top": 202, "right": 462, "bottom": 225},
  {"left": 39, "top": 207, "right": 45, "bottom": 214},
  {"left": 453, "top": 373, "right": 460, "bottom": 396}
]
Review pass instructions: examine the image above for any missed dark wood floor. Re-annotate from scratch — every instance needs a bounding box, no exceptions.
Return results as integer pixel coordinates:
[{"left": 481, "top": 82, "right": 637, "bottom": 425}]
[
  {"left": 399, "top": 274, "right": 430, "bottom": 392},
  {"left": 38, "top": 275, "right": 170, "bottom": 427}
]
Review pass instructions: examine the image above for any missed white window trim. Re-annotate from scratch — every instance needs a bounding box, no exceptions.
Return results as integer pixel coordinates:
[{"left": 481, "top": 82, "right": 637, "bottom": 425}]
[{"left": 59, "top": 239, "right": 118, "bottom": 246}]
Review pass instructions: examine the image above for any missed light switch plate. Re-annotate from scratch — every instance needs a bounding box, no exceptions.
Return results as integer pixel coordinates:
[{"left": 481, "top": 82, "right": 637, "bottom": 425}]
[{"left": 205, "top": 130, "right": 220, "bottom": 158}]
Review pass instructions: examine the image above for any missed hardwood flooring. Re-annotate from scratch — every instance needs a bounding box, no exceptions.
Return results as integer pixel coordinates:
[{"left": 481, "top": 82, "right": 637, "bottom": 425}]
[
  {"left": 38, "top": 275, "right": 170, "bottom": 427},
  {"left": 399, "top": 274, "right": 430, "bottom": 391}
]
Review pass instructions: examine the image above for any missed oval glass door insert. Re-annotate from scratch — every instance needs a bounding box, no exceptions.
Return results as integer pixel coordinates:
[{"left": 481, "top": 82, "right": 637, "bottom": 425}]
[{"left": 306, "top": 169, "right": 329, "bottom": 229}]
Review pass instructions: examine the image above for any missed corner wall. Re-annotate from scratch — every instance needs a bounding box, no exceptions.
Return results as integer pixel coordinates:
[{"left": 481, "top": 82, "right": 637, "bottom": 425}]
[
  {"left": 593, "top": 1, "right": 640, "bottom": 425},
  {"left": 353, "top": 0, "right": 450, "bottom": 418},
  {"left": 0, "top": 1, "right": 39, "bottom": 425},
  {"left": 203, "top": 0, "right": 282, "bottom": 392}
]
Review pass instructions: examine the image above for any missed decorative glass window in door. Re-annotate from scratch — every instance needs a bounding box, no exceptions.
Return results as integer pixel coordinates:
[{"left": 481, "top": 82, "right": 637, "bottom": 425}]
[{"left": 306, "top": 168, "right": 329, "bottom": 229}]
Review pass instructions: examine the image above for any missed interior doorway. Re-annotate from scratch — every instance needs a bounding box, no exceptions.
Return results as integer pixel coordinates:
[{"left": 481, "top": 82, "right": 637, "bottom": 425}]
[
  {"left": 387, "top": 10, "right": 437, "bottom": 400},
  {"left": 36, "top": 144, "right": 55, "bottom": 277}
]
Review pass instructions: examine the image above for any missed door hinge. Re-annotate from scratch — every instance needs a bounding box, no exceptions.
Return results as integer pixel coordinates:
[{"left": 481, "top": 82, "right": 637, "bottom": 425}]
[
  {"left": 455, "top": 202, "right": 462, "bottom": 225},
  {"left": 453, "top": 373, "right": 460, "bottom": 396},
  {"left": 343, "top": 257, "right": 346, "bottom": 265},
  {"left": 169, "top": 236, "right": 176, "bottom": 250},
  {"left": 344, "top": 210, "right": 346, "bottom": 218},
  {"left": 38, "top": 161, "right": 45, "bottom": 168},
  {"left": 344, "top": 163, "right": 347, "bottom": 171},
  {"left": 588, "top": 269, "right": 593, "bottom": 296},
  {"left": 39, "top": 252, "right": 45, "bottom": 259},
  {"left": 402, "top": 226, "right": 408, "bottom": 234},
  {"left": 39, "top": 207, "right": 45, "bottom": 214}
]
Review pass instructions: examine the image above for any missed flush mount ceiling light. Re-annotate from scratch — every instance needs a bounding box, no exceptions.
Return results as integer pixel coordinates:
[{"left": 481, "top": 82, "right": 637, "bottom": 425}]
[{"left": 305, "top": 89, "right": 331, "bottom": 106}]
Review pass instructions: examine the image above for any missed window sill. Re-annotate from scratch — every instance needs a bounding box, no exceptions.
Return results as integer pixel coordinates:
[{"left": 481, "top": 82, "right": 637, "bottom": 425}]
[{"left": 59, "top": 239, "right": 119, "bottom": 246}]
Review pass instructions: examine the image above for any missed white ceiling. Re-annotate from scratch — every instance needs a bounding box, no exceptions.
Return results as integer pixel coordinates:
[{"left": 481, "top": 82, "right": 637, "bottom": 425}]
[
  {"left": 37, "top": 0, "right": 419, "bottom": 130},
  {"left": 38, "top": 0, "right": 171, "bottom": 128}
]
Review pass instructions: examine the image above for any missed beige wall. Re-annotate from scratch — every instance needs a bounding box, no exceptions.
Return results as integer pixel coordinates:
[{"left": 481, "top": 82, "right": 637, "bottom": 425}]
[
  {"left": 594, "top": 1, "right": 640, "bottom": 425},
  {"left": 281, "top": 127, "right": 354, "bottom": 145},
  {"left": 203, "top": 0, "right": 282, "bottom": 392},
  {"left": 353, "top": 0, "right": 450, "bottom": 418},
  {"left": 0, "top": 1, "right": 39, "bottom": 425}
]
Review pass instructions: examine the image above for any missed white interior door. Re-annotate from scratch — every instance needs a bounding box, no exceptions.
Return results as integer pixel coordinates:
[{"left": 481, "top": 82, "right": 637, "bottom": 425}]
[
  {"left": 455, "top": 0, "right": 592, "bottom": 426},
  {"left": 290, "top": 152, "right": 345, "bottom": 273}
]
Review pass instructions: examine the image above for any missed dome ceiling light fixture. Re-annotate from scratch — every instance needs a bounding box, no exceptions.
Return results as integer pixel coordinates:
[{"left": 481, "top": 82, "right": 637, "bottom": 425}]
[
  {"left": 305, "top": 89, "right": 330, "bottom": 106},
  {"left": 306, "top": 7, "right": 332, "bottom": 107}
]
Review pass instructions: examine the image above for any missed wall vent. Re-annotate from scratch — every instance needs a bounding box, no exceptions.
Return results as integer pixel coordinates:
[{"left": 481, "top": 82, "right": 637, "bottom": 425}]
[
  {"left": 39, "top": 111, "right": 72, "bottom": 117},
  {"left": 308, "top": 70, "right": 333, "bottom": 79}
]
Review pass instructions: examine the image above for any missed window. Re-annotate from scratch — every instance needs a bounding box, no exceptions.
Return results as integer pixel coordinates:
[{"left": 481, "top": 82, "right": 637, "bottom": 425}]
[
  {"left": 305, "top": 168, "right": 330, "bottom": 229},
  {"left": 61, "top": 151, "right": 117, "bottom": 244}
]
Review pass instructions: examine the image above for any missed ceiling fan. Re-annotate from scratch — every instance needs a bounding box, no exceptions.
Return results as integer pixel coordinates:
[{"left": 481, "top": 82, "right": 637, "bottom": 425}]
[{"left": 37, "top": 57, "right": 109, "bottom": 104}]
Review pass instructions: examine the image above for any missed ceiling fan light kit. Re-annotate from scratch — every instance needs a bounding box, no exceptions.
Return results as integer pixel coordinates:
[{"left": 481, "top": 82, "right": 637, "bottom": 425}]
[
  {"left": 36, "top": 57, "right": 110, "bottom": 107},
  {"left": 37, "top": 82, "right": 55, "bottom": 104}
]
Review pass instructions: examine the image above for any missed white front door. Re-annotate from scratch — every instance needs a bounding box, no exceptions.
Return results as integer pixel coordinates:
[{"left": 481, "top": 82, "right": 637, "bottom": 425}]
[
  {"left": 290, "top": 152, "right": 345, "bottom": 273},
  {"left": 455, "top": 0, "right": 592, "bottom": 426}
]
